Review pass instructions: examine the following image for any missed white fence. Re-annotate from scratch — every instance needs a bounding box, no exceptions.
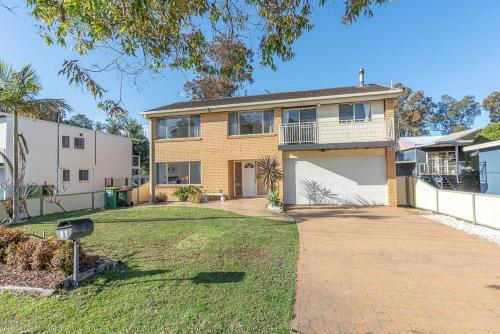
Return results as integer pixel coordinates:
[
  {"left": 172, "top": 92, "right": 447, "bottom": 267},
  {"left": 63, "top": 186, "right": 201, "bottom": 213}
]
[
  {"left": 0, "top": 191, "right": 106, "bottom": 221},
  {"left": 397, "top": 176, "right": 500, "bottom": 230}
]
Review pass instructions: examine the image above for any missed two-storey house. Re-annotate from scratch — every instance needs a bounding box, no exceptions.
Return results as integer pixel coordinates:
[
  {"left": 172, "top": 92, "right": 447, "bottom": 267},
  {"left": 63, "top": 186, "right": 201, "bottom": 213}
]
[
  {"left": 142, "top": 75, "right": 401, "bottom": 206},
  {"left": 0, "top": 112, "right": 133, "bottom": 198}
]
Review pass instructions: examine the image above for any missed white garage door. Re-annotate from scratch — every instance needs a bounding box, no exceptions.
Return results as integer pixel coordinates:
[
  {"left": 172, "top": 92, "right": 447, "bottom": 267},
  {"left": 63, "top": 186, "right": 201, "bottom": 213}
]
[{"left": 284, "top": 153, "right": 388, "bottom": 205}]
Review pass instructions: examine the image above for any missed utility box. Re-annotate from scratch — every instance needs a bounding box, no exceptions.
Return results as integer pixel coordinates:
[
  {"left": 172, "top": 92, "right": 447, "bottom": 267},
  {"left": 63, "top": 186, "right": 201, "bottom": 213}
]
[{"left": 56, "top": 219, "right": 94, "bottom": 241}]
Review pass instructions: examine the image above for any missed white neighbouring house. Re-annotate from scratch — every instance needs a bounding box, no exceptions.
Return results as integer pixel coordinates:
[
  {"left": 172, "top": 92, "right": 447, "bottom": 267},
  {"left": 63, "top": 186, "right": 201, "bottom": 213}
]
[{"left": 0, "top": 112, "right": 133, "bottom": 198}]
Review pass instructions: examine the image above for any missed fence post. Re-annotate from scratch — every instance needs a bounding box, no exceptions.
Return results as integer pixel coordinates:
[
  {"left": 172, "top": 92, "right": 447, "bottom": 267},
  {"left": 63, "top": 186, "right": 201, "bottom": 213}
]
[
  {"left": 39, "top": 186, "right": 44, "bottom": 216},
  {"left": 435, "top": 189, "right": 439, "bottom": 213},
  {"left": 91, "top": 192, "right": 95, "bottom": 210},
  {"left": 472, "top": 193, "right": 477, "bottom": 224}
]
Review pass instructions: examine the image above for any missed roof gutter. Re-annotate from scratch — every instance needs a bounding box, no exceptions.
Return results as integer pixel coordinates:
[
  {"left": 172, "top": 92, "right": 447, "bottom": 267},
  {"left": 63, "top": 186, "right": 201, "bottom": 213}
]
[{"left": 141, "top": 89, "right": 402, "bottom": 117}]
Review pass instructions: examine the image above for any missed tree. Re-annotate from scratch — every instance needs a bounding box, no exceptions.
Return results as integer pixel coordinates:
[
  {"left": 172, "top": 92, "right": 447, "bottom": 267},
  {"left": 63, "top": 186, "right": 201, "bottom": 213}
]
[
  {"left": 393, "top": 83, "right": 433, "bottom": 137},
  {"left": 428, "top": 95, "right": 481, "bottom": 135},
  {"left": 65, "top": 113, "right": 95, "bottom": 129},
  {"left": 22, "top": 0, "right": 391, "bottom": 108},
  {"left": 0, "top": 60, "right": 72, "bottom": 222},
  {"left": 482, "top": 91, "right": 500, "bottom": 123},
  {"left": 473, "top": 122, "right": 500, "bottom": 144},
  {"left": 183, "top": 36, "right": 253, "bottom": 100},
  {"left": 123, "top": 117, "right": 149, "bottom": 171},
  {"left": 104, "top": 115, "right": 125, "bottom": 135}
]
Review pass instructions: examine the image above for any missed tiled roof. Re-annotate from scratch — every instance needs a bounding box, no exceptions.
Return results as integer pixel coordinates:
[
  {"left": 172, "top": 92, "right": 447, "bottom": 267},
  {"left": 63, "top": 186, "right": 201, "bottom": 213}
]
[{"left": 145, "top": 84, "right": 395, "bottom": 113}]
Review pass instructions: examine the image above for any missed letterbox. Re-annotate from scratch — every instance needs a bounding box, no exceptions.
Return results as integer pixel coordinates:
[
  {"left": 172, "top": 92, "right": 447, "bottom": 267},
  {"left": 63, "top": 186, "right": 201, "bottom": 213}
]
[{"left": 56, "top": 219, "right": 94, "bottom": 240}]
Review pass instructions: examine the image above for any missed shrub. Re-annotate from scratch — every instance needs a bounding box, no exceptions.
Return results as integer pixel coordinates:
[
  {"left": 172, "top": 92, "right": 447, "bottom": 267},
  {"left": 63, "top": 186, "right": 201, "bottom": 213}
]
[
  {"left": 191, "top": 188, "right": 205, "bottom": 204},
  {"left": 31, "top": 238, "right": 64, "bottom": 271},
  {"left": 266, "top": 191, "right": 282, "bottom": 207},
  {"left": 6, "top": 241, "right": 37, "bottom": 270},
  {"left": 172, "top": 185, "right": 197, "bottom": 202},
  {"left": 50, "top": 241, "right": 86, "bottom": 274},
  {"left": 473, "top": 122, "right": 500, "bottom": 144},
  {"left": 0, "top": 227, "right": 30, "bottom": 262}
]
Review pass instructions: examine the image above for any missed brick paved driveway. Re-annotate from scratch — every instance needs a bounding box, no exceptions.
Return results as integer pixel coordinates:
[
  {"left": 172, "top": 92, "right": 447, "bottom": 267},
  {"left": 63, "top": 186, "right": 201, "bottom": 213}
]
[{"left": 289, "top": 206, "right": 500, "bottom": 334}]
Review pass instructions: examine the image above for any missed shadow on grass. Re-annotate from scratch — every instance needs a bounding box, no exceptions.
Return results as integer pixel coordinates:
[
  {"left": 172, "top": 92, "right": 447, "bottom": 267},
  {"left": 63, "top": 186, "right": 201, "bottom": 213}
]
[{"left": 86, "top": 265, "right": 245, "bottom": 292}]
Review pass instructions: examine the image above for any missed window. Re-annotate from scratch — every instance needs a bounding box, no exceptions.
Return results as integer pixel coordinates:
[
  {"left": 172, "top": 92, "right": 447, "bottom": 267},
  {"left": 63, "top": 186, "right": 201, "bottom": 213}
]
[
  {"left": 61, "top": 136, "right": 70, "bottom": 148},
  {"left": 282, "top": 108, "right": 316, "bottom": 124},
  {"left": 156, "top": 115, "right": 200, "bottom": 139},
  {"left": 156, "top": 161, "right": 201, "bottom": 185},
  {"left": 339, "top": 103, "right": 371, "bottom": 122},
  {"left": 79, "top": 169, "right": 89, "bottom": 182},
  {"left": 228, "top": 110, "right": 274, "bottom": 136},
  {"left": 62, "top": 169, "right": 70, "bottom": 182},
  {"left": 74, "top": 137, "right": 85, "bottom": 149}
]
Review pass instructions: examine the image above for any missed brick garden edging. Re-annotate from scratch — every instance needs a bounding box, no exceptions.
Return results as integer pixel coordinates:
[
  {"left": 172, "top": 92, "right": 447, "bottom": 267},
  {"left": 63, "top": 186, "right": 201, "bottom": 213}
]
[{"left": 0, "top": 257, "right": 122, "bottom": 297}]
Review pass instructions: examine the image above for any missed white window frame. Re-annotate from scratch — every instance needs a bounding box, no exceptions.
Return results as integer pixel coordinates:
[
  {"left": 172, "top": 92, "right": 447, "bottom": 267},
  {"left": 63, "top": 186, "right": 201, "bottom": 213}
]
[
  {"left": 157, "top": 115, "right": 201, "bottom": 140},
  {"left": 281, "top": 107, "right": 317, "bottom": 124},
  {"left": 228, "top": 110, "right": 274, "bottom": 136},
  {"left": 156, "top": 161, "right": 202, "bottom": 185},
  {"left": 338, "top": 102, "right": 372, "bottom": 123}
]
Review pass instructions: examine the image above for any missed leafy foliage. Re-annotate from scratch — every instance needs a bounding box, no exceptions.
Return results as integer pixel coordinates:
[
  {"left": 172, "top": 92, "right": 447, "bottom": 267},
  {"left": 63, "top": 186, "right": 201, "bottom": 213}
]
[
  {"left": 6, "top": 240, "right": 37, "bottom": 270},
  {"left": 393, "top": 83, "right": 433, "bottom": 137},
  {"left": 473, "top": 122, "right": 500, "bottom": 144},
  {"left": 461, "top": 154, "right": 480, "bottom": 191},
  {"left": 266, "top": 191, "right": 282, "bottom": 207},
  {"left": 65, "top": 113, "right": 95, "bottom": 129},
  {"left": 172, "top": 185, "right": 198, "bottom": 202},
  {"left": 428, "top": 95, "right": 481, "bottom": 135},
  {"left": 0, "top": 227, "right": 29, "bottom": 261},
  {"left": 482, "top": 91, "right": 500, "bottom": 123},
  {"left": 257, "top": 156, "right": 284, "bottom": 192},
  {"left": 25, "top": 0, "right": 391, "bottom": 105}
]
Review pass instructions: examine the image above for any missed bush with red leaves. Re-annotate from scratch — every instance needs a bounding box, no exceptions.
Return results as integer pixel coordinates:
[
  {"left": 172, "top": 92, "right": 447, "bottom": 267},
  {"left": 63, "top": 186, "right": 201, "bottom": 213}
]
[
  {"left": 31, "top": 238, "right": 66, "bottom": 270},
  {"left": 6, "top": 241, "right": 37, "bottom": 270},
  {"left": 0, "top": 227, "right": 30, "bottom": 261},
  {"left": 50, "top": 241, "right": 86, "bottom": 274}
]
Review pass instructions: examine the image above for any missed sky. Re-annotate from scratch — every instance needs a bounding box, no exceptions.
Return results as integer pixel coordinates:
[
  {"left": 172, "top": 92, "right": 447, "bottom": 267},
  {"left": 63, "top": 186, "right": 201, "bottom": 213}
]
[{"left": 0, "top": 0, "right": 499, "bottom": 130}]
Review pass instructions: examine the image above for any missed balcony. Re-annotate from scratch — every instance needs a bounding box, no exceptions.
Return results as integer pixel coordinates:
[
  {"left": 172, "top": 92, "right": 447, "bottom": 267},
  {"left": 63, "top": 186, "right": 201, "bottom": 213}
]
[
  {"left": 279, "top": 118, "right": 394, "bottom": 147},
  {"left": 418, "top": 160, "right": 466, "bottom": 176}
]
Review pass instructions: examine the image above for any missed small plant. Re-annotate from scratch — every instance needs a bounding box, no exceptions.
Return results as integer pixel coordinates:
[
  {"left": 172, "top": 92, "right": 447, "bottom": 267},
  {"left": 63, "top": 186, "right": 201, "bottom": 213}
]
[
  {"left": 172, "top": 185, "right": 197, "bottom": 202},
  {"left": 266, "top": 191, "right": 282, "bottom": 207},
  {"left": 191, "top": 188, "right": 205, "bottom": 203},
  {"left": 257, "top": 156, "right": 284, "bottom": 192},
  {"left": 31, "top": 238, "right": 65, "bottom": 271}
]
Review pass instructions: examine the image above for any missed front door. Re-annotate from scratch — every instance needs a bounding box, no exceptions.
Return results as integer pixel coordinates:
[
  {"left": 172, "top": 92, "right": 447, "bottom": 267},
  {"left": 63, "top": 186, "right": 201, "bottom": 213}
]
[{"left": 242, "top": 162, "right": 257, "bottom": 196}]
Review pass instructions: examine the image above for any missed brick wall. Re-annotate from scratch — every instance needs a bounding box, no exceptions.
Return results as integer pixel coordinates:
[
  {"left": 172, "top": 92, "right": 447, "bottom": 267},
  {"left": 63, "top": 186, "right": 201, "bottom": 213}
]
[
  {"left": 384, "top": 98, "right": 397, "bottom": 206},
  {"left": 151, "top": 109, "right": 281, "bottom": 201}
]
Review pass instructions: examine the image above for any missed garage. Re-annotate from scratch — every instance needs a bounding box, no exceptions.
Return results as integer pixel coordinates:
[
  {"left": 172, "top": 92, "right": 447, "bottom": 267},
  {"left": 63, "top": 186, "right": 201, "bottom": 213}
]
[{"left": 284, "top": 150, "right": 388, "bottom": 205}]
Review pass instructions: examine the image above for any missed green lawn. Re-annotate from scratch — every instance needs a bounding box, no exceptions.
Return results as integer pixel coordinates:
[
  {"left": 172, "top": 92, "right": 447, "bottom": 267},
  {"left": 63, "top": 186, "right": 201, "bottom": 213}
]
[{"left": 0, "top": 206, "right": 298, "bottom": 334}]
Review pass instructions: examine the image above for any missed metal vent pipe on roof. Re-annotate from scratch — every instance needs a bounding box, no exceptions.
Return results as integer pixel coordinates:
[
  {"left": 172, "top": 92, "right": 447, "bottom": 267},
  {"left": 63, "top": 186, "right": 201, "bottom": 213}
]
[{"left": 359, "top": 68, "right": 365, "bottom": 87}]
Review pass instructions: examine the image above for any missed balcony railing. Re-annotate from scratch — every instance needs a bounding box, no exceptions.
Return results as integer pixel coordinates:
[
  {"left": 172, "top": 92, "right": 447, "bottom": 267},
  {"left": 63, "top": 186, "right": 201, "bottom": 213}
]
[
  {"left": 418, "top": 160, "right": 466, "bottom": 176},
  {"left": 279, "top": 118, "right": 394, "bottom": 145}
]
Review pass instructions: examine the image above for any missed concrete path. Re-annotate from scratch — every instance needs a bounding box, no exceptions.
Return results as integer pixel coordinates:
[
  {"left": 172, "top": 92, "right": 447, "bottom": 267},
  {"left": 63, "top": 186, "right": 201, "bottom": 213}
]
[{"left": 289, "top": 206, "right": 500, "bottom": 334}]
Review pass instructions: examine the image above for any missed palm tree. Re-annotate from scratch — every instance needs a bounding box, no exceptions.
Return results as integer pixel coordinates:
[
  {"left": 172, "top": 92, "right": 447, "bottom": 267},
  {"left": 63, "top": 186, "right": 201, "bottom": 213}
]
[{"left": 0, "top": 60, "right": 72, "bottom": 222}]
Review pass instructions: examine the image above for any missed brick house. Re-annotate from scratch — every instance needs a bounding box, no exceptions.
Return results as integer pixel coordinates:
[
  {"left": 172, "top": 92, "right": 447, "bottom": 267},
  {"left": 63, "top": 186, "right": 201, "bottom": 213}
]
[{"left": 141, "top": 74, "right": 401, "bottom": 206}]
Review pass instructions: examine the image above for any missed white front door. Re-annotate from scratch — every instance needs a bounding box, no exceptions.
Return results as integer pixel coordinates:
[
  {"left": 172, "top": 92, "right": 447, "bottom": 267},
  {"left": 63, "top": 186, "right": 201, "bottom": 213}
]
[{"left": 242, "top": 162, "right": 257, "bottom": 196}]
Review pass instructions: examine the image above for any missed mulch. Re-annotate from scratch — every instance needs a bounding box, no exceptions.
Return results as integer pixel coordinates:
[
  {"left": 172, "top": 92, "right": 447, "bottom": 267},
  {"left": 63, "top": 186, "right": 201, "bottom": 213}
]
[{"left": 0, "top": 264, "right": 66, "bottom": 289}]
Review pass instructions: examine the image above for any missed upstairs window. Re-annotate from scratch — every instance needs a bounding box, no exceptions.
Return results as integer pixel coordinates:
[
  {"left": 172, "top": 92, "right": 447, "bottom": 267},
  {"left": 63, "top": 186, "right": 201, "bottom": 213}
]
[
  {"left": 79, "top": 169, "right": 89, "bottom": 181},
  {"left": 74, "top": 137, "right": 85, "bottom": 149},
  {"left": 228, "top": 110, "right": 274, "bottom": 136},
  {"left": 282, "top": 108, "right": 316, "bottom": 124},
  {"left": 339, "top": 103, "right": 371, "bottom": 122},
  {"left": 61, "top": 136, "right": 70, "bottom": 148},
  {"left": 156, "top": 115, "right": 200, "bottom": 139}
]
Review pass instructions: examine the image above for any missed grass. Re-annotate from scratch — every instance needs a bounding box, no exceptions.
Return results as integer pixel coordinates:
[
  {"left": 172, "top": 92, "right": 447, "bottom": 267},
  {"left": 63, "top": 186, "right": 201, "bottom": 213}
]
[{"left": 0, "top": 206, "right": 298, "bottom": 333}]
